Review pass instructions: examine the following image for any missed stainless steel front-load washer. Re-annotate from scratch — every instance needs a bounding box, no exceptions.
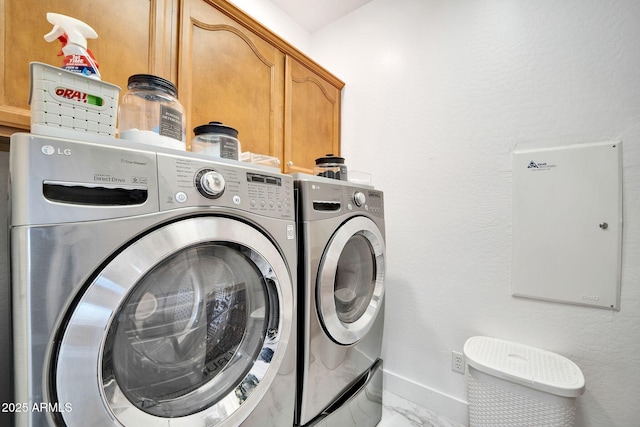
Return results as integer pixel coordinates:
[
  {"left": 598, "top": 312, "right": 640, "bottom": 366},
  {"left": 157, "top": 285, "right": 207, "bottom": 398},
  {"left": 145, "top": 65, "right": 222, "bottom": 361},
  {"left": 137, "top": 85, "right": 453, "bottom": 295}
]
[
  {"left": 294, "top": 174, "right": 385, "bottom": 427},
  {"left": 10, "top": 133, "right": 297, "bottom": 427}
]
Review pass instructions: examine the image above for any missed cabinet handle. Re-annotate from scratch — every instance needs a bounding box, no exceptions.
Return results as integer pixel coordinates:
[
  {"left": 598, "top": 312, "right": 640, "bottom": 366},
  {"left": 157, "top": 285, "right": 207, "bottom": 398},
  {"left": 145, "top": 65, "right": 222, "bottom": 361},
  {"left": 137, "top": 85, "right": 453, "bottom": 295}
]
[{"left": 287, "top": 161, "right": 294, "bottom": 167}]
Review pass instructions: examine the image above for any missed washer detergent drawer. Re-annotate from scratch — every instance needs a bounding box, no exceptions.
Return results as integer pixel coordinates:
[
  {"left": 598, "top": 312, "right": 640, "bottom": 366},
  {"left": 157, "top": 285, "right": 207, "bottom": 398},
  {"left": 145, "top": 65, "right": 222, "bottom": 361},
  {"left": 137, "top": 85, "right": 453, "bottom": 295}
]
[{"left": 10, "top": 133, "right": 159, "bottom": 226}]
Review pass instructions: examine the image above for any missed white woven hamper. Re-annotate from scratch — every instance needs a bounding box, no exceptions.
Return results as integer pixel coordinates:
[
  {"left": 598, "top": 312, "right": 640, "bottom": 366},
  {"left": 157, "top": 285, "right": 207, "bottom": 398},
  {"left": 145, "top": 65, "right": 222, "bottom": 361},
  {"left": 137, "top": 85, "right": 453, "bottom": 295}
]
[{"left": 463, "top": 336, "right": 585, "bottom": 427}]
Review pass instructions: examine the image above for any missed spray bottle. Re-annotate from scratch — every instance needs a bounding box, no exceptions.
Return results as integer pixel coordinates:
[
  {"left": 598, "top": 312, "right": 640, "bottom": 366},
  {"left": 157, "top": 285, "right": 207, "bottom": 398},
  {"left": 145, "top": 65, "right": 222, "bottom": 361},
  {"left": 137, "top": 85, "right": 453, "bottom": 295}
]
[{"left": 44, "top": 13, "right": 101, "bottom": 80}]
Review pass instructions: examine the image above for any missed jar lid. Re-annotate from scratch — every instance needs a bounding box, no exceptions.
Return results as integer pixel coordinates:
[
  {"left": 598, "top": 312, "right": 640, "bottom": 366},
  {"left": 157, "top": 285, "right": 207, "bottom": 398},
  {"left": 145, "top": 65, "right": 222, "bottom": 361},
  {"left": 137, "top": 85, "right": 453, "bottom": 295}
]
[
  {"left": 193, "top": 121, "right": 239, "bottom": 138},
  {"left": 127, "top": 74, "right": 178, "bottom": 97},
  {"left": 315, "top": 154, "right": 345, "bottom": 165}
]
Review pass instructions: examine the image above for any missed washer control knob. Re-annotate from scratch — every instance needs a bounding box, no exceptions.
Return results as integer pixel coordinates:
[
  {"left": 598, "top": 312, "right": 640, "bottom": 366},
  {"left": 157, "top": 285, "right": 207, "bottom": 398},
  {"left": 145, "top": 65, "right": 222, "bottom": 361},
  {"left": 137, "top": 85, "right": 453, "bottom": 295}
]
[
  {"left": 197, "top": 169, "right": 226, "bottom": 198},
  {"left": 353, "top": 191, "right": 366, "bottom": 207}
]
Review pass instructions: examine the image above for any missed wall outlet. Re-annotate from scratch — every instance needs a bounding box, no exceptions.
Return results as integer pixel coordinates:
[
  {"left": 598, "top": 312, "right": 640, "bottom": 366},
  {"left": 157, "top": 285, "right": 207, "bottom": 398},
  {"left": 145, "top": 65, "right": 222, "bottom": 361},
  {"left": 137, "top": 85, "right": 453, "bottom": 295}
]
[{"left": 452, "top": 351, "right": 465, "bottom": 374}]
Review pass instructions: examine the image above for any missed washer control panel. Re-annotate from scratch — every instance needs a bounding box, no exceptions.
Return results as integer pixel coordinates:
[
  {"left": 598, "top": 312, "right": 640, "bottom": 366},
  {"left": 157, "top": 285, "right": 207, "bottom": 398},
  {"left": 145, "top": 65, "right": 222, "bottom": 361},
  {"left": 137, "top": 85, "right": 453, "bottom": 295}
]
[{"left": 157, "top": 152, "right": 293, "bottom": 220}]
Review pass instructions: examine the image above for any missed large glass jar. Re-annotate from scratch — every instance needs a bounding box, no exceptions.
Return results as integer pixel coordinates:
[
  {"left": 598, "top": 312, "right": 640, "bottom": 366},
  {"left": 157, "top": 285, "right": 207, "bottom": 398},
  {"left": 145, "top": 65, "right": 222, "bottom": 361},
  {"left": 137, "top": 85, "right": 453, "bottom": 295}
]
[{"left": 117, "top": 74, "right": 187, "bottom": 151}]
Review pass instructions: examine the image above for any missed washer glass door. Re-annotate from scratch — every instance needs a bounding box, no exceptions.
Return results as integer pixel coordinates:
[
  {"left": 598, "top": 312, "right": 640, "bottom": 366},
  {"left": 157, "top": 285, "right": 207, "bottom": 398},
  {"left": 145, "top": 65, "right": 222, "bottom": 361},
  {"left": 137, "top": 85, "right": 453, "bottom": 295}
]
[
  {"left": 54, "top": 217, "right": 293, "bottom": 427},
  {"left": 103, "top": 243, "right": 270, "bottom": 416},
  {"left": 317, "top": 216, "right": 385, "bottom": 345}
]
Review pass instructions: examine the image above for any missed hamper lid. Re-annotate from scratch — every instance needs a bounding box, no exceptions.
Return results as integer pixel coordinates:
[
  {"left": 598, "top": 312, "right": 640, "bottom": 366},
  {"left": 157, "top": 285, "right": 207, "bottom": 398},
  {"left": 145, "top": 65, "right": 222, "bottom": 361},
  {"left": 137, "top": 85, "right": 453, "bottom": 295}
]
[{"left": 463, "top": 336, "right": 585, "bottom": 397}]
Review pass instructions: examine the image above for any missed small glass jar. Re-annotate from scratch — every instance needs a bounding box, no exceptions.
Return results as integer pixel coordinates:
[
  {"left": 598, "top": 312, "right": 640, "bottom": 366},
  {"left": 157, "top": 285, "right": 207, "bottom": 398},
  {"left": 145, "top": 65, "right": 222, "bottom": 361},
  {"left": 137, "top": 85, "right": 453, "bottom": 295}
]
[
  {"left": 314, "top": 154, "right": 348, "bottom": 181},
  {"left": 191, "top": 121, "right": 241, "bottom": 160},
  {"left": 117, "top": 74, "right": 187, "bottom": 151}
]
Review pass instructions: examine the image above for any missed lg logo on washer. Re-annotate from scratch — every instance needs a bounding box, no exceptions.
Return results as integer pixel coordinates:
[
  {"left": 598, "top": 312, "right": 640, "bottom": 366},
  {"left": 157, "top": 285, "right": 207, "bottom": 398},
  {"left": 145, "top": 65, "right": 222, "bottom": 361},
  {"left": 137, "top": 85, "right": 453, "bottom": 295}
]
[{"left": 42, "top": 145, "right": 72, "bottom": 156}]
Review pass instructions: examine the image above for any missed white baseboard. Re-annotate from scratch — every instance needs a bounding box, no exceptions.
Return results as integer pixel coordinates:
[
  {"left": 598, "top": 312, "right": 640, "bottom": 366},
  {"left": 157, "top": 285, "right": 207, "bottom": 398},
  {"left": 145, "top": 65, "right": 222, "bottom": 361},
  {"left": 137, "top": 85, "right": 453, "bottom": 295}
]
[{"left": 383, "top": 369, "right": 469, "bottom": 426}]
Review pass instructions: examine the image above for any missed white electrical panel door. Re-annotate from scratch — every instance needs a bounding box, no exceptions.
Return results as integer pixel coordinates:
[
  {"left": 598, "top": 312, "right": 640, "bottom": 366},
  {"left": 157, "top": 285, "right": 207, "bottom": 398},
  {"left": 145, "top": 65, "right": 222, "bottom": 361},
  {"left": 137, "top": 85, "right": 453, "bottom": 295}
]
[{"left": 512, "top": 141, "right": 622, "bottom": 310}]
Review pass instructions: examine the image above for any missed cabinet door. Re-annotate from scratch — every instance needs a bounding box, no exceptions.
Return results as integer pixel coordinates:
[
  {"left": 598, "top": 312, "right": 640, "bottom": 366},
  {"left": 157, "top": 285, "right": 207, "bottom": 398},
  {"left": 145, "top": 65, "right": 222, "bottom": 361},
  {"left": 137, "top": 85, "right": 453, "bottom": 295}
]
[
  {"left": 284, "top": 56, "right": 341, "bottom": 174},
  {"left": 179, "top": 0, "right": 285, "bottom": 159},
  {"left": 0, "top": 0, "right": 170, "bottom": 137}
]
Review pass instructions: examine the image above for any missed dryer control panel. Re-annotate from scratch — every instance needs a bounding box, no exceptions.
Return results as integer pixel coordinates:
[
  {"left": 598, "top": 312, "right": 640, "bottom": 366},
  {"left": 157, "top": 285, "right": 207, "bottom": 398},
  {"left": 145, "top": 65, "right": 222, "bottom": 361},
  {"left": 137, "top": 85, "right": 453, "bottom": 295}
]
[
  {"left": 294, "top": 175, "right": 384, "bottom": 222},
  {"left": 157, "top": 153, "right": 294, "bottom": 220}
]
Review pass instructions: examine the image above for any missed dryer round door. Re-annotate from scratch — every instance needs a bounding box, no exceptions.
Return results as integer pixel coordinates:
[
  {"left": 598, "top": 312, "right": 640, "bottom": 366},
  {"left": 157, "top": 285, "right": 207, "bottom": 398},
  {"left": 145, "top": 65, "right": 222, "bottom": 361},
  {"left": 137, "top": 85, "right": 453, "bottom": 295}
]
[
  {"left": 54, "top": 217, "right": 293, "bottom": 427},
  {"left": 317, "top": 216, "right": 385, "bottom": 345}
]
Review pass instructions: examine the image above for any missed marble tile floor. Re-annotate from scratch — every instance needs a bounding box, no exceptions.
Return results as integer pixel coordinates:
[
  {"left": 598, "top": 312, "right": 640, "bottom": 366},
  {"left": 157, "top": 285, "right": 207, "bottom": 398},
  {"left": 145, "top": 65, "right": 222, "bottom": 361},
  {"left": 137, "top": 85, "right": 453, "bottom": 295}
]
[{"left": 377, "top": 391, "right": 466, "bottom": 427}]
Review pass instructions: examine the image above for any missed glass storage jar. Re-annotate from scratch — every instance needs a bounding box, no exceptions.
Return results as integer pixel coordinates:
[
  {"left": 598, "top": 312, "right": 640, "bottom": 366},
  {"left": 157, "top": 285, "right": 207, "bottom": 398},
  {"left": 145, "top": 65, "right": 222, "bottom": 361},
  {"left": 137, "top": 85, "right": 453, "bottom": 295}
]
[
  {"left": 191, "top": 121, "right": 241, "bottom": 160},
  {"left": 314, "top": 154, "right": 348, "bottom": 181},
  {"left": 117, "top": 74, "right": 187, "bottom": 151}
]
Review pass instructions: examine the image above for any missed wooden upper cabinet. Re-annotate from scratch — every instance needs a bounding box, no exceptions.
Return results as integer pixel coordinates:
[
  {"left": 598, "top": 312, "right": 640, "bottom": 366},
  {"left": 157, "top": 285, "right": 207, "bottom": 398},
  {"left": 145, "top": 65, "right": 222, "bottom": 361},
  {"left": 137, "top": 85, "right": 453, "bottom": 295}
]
[
  {"left": 284, "top": 56, "right": 341, "bottom": 174},
  {"left": 1, "top": 0, "right": 343, "bottom": 170},
  {"left": 179, "top": 0, "right": 285, "bottom": 159},
  {"left": 179, "top": 0, "right": 343, "bottom": 172},
  {"left": 0, "top": 0, "right": 172, "bottom": 137}
]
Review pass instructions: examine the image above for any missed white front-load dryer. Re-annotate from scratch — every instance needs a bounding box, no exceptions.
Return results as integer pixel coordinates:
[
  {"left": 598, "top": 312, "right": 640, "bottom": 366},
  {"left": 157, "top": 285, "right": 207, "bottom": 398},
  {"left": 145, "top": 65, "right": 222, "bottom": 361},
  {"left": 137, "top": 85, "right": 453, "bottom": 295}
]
[
  {"left": 294, "top": 175, "right": 385, "bottom": 427},
  {"left": 9, "top": 133, "right": 297, "bottom": 427}
]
